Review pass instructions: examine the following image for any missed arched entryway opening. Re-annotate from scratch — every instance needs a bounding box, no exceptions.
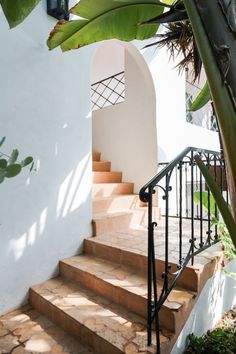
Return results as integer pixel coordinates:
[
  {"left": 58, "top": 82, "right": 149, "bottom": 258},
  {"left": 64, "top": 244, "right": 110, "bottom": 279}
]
[{"left": 91, "top": 39, "right": 157, "bottom": 192}]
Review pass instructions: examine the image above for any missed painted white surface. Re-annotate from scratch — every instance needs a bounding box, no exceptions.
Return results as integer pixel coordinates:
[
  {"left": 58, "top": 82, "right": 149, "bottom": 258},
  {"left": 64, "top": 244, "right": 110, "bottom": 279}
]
[
  {"left": 138, "top": 41, "right": 220, "bottom": 163},
  {"left": 0, "top": 1, "right": 95, "bottom": 315},
  {"left": 92, "top": 41, "right": 157, "bottom": 193},
  {"left": 91, "top": 41, "right": 125, "bottom": 83},
  {"left": 171, "top": 259, "right": 236, "bottom": 353}
]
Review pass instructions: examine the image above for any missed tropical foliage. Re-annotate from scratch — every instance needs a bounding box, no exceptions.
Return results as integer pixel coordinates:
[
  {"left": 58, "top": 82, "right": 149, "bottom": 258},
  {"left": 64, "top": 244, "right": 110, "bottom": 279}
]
[
  {"left": 0, "top": 0, "right": 40, "bottom": 28},
  {"left": 0, "top": 137, "right": 33, "bottom": 184}
]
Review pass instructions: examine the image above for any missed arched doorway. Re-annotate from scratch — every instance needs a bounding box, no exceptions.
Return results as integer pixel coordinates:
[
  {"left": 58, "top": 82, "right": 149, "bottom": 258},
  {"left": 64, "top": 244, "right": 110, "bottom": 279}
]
[{"left": 91, "top": 39, "right": 157, "bottom": 192}]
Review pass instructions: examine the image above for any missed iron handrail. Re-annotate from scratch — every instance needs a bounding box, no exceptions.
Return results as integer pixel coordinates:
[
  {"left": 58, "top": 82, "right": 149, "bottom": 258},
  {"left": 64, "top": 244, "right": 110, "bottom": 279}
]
[
  {"left": 140, "top": 146, "right": 221, "bottom": 203},
  {"left": 139, "top": 146, "right": 226, "bottom": 353}
]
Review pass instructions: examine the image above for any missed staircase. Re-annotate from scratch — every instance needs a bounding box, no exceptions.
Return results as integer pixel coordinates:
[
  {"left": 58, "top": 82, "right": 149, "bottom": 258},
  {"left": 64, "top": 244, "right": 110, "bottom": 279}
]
[{"left": 29, "top": 149, "right": 223, "bottom": 354}]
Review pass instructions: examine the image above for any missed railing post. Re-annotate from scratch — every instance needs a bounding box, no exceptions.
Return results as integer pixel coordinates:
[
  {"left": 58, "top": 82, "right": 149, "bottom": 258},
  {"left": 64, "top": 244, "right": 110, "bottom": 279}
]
[
  {"left": 190, "top": 150, "right": 195, "bottom": 265},
  {"left": 147, "top": 186, "right": 153, "bottom": 346}
]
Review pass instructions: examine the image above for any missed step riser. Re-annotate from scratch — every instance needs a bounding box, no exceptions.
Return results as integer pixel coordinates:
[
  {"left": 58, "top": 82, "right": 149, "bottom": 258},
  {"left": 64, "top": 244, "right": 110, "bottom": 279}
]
[
  {"left": 93, "top": 207, "right": 160, "bottom": 235},
  {"left": 29, "top": 289, "right": 122, "bottom": 354},
  {"left": 93, "top": 213, "right": 133, "bottom": 236},
  {"left": 92, "top": 151, "right": 101, "bottom": 162},
  {"left": 92, "top": 183, "right": 134, "bottom": 197},
  {"left": 60, "top": 262, "right": 176, "bottom": 332},
  {"left": 93, "top": 172, "right": 122, "bottom": 183},
  {"left": 84, "top": 240, "right": 198, "bottom": 292},
  {"left": 93, "top": 161, "right": 111, "bottom": 172},
  {"left": 93, "top": 195, "right": 140, "bottom": 214}
]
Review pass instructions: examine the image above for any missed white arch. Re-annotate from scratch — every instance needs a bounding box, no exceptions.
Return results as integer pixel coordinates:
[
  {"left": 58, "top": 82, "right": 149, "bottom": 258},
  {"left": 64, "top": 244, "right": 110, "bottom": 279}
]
[{"left": 91, "top": 39, "right": 158, "bottom": 192}]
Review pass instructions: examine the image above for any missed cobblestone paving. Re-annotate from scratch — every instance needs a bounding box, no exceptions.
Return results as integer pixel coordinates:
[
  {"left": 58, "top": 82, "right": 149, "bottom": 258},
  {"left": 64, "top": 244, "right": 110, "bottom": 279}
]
[{"left": 0, "top": 306, "right": 94, "bottom": 354}]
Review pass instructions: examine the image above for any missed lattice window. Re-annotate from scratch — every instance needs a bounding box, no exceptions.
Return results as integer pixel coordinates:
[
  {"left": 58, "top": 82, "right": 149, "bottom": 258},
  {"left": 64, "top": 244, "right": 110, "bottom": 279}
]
[
  {"left": 186, "top": 81, "right": 218, "bottom": 132},
  {"left": 91, "top": 71, "right": 125, "bottom": 111}
]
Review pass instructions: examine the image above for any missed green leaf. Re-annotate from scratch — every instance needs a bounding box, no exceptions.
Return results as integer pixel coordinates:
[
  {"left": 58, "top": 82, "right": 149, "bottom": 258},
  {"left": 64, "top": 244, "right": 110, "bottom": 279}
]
[
  {"left": 48, "top": 0, "right": 165, "bottom": 51},
  {"left": 21, "top": 156, "right": 33, "bottom": 167},
  {"left": 9, "top": 149, "right": 19, "bottom": 164},
  {"left": 189, "top": 81, "right": 211, "bottom": 111},
  {"left": 142, "top": 1, "right": 188, "bottom": 24},
  {"left": 194, "top": 191, "right": 218, "bottom": 220},
  {"left": 0, "top": 0, "right": 41, "bottom": 28},
  {"left": 194, "top": 154, "right": 236, "bottom": 249},
  {"left": 0, "top": 170, "right": 5, "bottom": 183},
  {"left": 0, "top": 136, "right": 6, "bottom": 147},
  {"left": 0, "top": 159, "right": 7, "bottom": 169},
  {"left": 5, "top": 164, "right": 22, "bottom": 178}
]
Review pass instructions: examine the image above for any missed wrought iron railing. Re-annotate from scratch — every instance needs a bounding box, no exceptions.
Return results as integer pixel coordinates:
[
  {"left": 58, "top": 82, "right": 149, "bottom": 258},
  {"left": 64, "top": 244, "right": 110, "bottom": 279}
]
[
  {"left": 91, "top": 71, "right": 125, "bottom": 111},
  {"left": 139, "top": 147, "right": 227, "bottom": 353}
]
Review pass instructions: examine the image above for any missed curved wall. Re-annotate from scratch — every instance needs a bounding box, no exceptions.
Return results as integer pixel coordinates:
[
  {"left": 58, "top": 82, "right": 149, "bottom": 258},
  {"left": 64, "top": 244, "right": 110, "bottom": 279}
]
[{"left": 92, "top": 40, "right": 158, "bottom": 192}]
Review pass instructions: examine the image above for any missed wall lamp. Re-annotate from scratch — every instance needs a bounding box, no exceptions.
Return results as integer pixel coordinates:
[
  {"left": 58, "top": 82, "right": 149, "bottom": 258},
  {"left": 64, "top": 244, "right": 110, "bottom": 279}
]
[{"left": 47, "top": 0, "right": 69, "bottom": 21}]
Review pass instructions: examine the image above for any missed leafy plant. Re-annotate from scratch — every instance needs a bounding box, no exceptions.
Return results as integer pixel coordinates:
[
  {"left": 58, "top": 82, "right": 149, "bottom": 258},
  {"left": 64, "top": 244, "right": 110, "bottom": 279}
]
[
  {"left": 190, "top": 82, "right": 211, "bottom": 112},
  {"left": 194, "top": 189, "right": 236, "bottom": 270},
  {"left": 47, "top": 0, "right": 170, "bottom": 52},
  {"left": 0, "top": 0, "right": 41, "bottom": 28},
  {"left": 0, "top": 137, "right": 34, "bottom": 184},
  {"left": 184, "top": 326, "right": 236, "bottom": 354}
]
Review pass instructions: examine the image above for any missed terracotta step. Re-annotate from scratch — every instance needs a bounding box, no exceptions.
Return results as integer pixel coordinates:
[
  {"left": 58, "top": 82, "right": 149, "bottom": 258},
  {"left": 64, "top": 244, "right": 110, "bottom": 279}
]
[
  {"left": 84, "top": 230, "right": 216, "bottom": 292},
  {"left": 93, "top": 171, "right": 122, "bottom": 183},
  {"left": 92, "top": 211, "right": 133, "bottom": 235},
  {"left": 92, "top": 206, "right": 160, "bottom": 235},
  {"left": 30, "top": 277, "right": 171, "bottom": 354},
  {"left": 60, "top": 255, "right": 196, "bottom": 333},
  {"left": 92, "top": 194, "right": 140, "bottom": 214},
  {"left": 92, "top": 160, "right": 111, "bottom": 172},
  {"left": 92, "top": 182, "right": 134, "bottom": 197},
  {"left": 92, "top": 150, "right": 101, "bottom": 162}
]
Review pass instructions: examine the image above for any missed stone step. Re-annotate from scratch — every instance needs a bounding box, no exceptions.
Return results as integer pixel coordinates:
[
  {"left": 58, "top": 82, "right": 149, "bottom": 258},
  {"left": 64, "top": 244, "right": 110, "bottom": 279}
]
[
  {"left": 0, "top": 305, "right": 95, "bottom": 354},
  {"left": 92, "top": 150, "right": 101, "bottom": 162},
  {"left": 92, "top": 207, "right": 160, "bottom": 236},
  {"left": 92, "top": 212, "right": 133, "bottom": 236},
  {"left": 92, "top": 182, "right": 134, "bottom": 197},
  {"left": 92, "top": 160, "right": 111, "bottom": 172},
  {"left": 60, "top": 255, "right": 196, "bottom": 333},
  {"left": 93, "top": 171, "right": 122, "bottom": 183},
  {"left": 92, "top": 194, "right": 141, "bottom": 214},
  {"left": 30, "top": 277, "right": 171, "bottom": 354},
  {"left": 84, "top": 230, "right": 219, "bottom": 293}
]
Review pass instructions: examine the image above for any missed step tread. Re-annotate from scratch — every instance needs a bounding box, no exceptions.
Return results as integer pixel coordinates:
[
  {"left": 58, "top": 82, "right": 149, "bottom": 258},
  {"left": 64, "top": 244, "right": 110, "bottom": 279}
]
[
  {"left": 31, "top": 277, "right": 170, "bottom": 353},
  {"left": 85, "top": 229, "right": 221, "bottom": 268},
  {"left": 61, "top": 255, "right": 195, "bottom": 312},
  {"left": 93, "top": 194, "right": 139, "bottom": 202},
  {"left": 92, "top": 194, "right": 141, "bottom": 210},
  {"left": 93, "top": 182, "right": 133, "bottom": 185},
  {"left": 92, "top": 183, "right": 134, "bottom": 197},
  {"left": 93, "top": 211, "right": 133, "bottom": 220}
]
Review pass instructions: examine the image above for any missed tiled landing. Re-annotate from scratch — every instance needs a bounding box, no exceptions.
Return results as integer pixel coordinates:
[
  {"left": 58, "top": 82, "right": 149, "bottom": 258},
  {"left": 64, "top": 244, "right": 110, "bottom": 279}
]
[{"left": 0, "top": 305, "right": 94, "bottom": 353}]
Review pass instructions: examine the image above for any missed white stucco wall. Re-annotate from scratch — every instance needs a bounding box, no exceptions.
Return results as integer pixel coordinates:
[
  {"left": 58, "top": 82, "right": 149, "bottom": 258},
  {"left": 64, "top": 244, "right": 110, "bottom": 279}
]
[
  {"left": 92, "top": 41, "right": 157, "bottom": 193},
  {"left": 0, "top": 1, "right": 94, "bottom": 314},
  {"left": 91, "top": 41, "right": 125, "bottom": 84},
  {"left": 171, "top": 259, "right": 236, "bottom": 353},
  {"left": 139, "top": 42, "right": 220, "bottom": 163}
]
